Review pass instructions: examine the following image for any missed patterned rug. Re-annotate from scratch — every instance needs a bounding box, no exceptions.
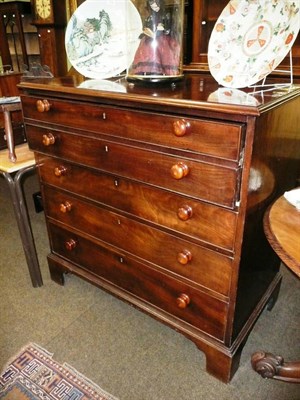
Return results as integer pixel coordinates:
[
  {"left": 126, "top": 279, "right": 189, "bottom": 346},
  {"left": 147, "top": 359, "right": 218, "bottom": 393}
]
[{"left": 0, "top": 343, "right": 118, "bottom": 400}]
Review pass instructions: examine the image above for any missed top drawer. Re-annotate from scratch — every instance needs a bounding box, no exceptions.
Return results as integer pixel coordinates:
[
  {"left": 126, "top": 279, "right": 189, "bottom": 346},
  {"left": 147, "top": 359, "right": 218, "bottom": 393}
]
[{"left": 21, "top": 95, "right": 244, "bottom": 162}]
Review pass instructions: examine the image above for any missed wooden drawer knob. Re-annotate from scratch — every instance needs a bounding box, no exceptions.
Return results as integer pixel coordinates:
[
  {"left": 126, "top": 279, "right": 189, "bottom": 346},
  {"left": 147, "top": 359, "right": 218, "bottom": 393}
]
[
  {"left": 177, "top": 250, "right": 192, "bottom": 265},
  {"left": 42, "top": 133, "right": 55, "bottom": 146},
  {"left": 176, "top": 293, "right": 190, "bottom": 309},
  {"left": 54, "top": 166, "right": 67, "bottom": 177},
  {"left": 36, "top": 99, "right": 51, "bottom": 113},
  {"left": 173, "top": 119, "right": 190, "bottom": 137},
  {"left": 170, "top": 162, "right": 189, "bottom": 180},
  {"left": 65, "top": 238, "right": 77, "bottom": 251},
  {"left": 177, "top": 205, "right": 193, "bottom": 221},
  {"left": 59, "top": 201, "right": 72, "bottom": 213}
]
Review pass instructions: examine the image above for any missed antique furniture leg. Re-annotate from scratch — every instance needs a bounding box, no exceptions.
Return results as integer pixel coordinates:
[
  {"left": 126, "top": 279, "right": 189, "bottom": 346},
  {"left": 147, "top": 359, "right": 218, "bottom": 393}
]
[
  {"left": 251, "top": 352, "right": 300, "bottom": 383},
  {"left": 48, "top": 256, "right": 66, "bottom": 286},
  {"left": 3, "top": 106, "right": 16, "bottom": 162},
  {"left": 195, "top": 339, "right": 243, "bottom": 383},
  {"left": 1, "top": 102, "right": 22, "bottom": 162},
  {"left": 0, "top": 164, "right": 43, "bottom": 287}
]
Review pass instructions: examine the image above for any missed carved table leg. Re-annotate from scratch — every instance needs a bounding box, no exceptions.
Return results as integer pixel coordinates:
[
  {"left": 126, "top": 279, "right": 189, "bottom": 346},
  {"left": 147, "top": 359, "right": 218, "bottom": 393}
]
[{"left": 251, "top": 351, "right": 300, "bottom": 383}]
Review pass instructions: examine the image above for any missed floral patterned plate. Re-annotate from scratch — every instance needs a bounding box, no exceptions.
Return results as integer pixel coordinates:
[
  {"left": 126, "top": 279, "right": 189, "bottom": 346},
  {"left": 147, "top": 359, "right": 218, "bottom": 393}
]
[
  {"left": 65, "top": 0, "right": 142, "bottom": 79},
  {"left": 208, "top": 0, "right": 300, "bottom": 88}
]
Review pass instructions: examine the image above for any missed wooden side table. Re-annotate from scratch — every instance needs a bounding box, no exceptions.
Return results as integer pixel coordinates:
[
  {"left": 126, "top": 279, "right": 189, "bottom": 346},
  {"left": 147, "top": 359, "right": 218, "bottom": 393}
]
[{"left": 251, "top": 191, "right": 300, "bottom": 383}]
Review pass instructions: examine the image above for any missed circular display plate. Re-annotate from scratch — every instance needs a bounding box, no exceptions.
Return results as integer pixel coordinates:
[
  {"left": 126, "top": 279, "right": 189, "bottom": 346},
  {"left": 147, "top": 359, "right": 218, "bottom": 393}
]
[
  {"left": 65, "top": 0, "right": 142, "bottom": 79},
  {"left": 208, "top": 0, "right": 300, "bottom": 88}
]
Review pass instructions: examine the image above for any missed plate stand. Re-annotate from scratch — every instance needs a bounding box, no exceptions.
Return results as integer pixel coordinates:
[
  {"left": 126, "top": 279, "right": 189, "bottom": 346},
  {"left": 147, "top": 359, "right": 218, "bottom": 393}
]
[{"left": 249, "top": 50, "right": 294, "bottom": 94}]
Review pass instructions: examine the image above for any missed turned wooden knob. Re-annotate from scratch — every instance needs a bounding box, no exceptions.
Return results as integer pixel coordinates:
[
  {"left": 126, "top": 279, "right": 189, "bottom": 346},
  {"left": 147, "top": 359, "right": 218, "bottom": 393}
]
[
  {"left": 177, "top": 250, "right": 192, "bottom": 265},
  {"left": 65, "top": 238, "right": 77, "bottom": 251},
  {"left": 42, "top": 133, "right": 55, "bottom": 146},
  {"left": 173, "top": 119, "right": 190, "bottom": 137},
  {"left": 176, "top": 293, "right": 190, "bottom": 309},
  {"left": 36, "top": 99, "right": 51, "bottom": 113},
  {"left": 59, "top": 201, "right": 72, "bottom": 213},
  {"left": 54, "top": 166, "right": 67, "bottom": 177},
  {"left": 177, "top": 205, "right": 193, "bottom": 221},
  {"left": 170, "top": 162, "right": 189, "bottom": 180}
]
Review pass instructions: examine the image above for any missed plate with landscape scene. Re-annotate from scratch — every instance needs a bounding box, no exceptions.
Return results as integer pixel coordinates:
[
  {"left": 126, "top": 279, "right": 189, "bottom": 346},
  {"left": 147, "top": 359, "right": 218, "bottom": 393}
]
[{"left": 65, "top": 0, "right": 142, "bottom": 79}]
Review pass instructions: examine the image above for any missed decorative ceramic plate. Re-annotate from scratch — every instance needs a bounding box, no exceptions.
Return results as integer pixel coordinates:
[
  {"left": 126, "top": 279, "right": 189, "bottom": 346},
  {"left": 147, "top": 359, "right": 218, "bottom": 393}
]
[
  {"left": 208, "top": 0, "right": 300, "bottom": 88},
  {"left": 65, "top": 0, "right": 142, "bottom": 79}
]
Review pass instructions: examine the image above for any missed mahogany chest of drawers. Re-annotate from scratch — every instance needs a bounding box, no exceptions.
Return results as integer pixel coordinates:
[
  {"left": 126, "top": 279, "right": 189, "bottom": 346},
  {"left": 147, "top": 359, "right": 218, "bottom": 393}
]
[{"left": 19, "top": 75, "right": 300, "bottom": 382}]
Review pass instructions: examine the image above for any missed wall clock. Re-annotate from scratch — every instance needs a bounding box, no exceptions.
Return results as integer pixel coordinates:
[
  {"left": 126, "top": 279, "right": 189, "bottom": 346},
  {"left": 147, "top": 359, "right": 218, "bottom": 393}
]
[{"left": 30, "top": 0, "right": 68, "bottom": 76}]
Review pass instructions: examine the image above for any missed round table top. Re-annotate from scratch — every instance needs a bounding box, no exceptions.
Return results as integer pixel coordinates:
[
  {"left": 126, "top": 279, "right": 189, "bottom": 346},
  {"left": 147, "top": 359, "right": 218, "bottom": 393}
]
[{"left": 264, "top": 191, "right": 300, "bottom": 278}]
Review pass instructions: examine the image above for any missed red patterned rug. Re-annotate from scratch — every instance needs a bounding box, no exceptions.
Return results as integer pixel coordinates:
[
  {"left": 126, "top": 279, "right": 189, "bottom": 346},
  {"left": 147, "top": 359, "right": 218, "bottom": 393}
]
[{"left": 0, "top": 343, "right": 118, "bottom": 400}]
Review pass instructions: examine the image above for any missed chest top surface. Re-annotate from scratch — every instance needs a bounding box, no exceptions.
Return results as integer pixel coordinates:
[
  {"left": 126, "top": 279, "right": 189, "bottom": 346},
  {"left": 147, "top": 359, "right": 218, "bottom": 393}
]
[{"left": 18, "top": 74, "right": 300, "bottom": 119}]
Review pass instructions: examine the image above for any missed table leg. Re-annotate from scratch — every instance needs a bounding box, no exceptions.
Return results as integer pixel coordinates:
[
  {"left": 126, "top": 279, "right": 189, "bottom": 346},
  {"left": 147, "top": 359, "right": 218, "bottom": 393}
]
[
  {"left": 3, "top": 109, "right": 17, "bottom": 162},
  {"left": 2, "top": 166, "right": 43, "bottom": 287},
  {"left": 251, "top": 351, "right": 300, "bottom": 383}
]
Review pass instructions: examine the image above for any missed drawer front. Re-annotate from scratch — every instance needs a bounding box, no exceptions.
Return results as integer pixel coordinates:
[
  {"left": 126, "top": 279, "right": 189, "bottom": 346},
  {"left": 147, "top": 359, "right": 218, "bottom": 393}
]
[
  {"left": 48, "top": 222, "right": 228, "bottom": 341},
  {"left": 22, "top": 95, "right": 243, "bottom": 161},
  {"left": 43, "top": 186, "right": 232, "bottom": 296},
  {"left": 39, "top": 157, "right": 237, "bottom": 251},
  {"left": 28, "top": 126, "right": 240, "bottom": 208}
]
